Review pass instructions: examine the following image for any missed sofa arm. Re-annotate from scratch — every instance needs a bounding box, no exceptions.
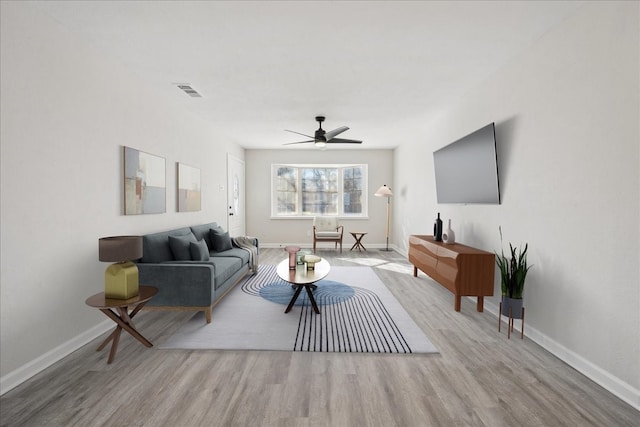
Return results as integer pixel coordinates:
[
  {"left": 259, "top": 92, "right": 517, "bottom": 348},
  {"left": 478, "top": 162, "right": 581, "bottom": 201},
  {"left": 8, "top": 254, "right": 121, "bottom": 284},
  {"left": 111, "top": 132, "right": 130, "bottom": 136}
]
[{"left": 137, "top": 263, "right": 215, "bottom": 307}]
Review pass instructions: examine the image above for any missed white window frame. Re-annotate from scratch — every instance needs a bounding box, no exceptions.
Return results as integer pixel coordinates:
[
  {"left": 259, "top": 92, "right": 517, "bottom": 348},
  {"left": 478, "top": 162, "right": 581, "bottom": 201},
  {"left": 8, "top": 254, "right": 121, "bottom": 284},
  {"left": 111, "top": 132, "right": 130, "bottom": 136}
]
[{"left": 271, "top": 163, "right": 368, "bottom": 219}]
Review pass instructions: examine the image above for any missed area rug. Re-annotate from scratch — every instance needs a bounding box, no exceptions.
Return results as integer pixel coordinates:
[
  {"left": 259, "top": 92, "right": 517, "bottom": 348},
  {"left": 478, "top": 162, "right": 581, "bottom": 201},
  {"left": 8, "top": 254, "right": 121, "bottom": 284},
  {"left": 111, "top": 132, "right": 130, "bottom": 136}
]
[{"left": 160, "top": 265, "right": 438, "bottom": 354}]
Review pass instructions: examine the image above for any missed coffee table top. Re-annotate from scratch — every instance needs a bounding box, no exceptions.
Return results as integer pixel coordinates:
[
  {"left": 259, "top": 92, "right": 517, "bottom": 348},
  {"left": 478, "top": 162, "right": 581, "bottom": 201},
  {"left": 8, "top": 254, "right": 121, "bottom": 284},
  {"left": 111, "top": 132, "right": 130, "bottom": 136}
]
[{"left": 276, "top": 258, "right": 330, "bottom": 285}]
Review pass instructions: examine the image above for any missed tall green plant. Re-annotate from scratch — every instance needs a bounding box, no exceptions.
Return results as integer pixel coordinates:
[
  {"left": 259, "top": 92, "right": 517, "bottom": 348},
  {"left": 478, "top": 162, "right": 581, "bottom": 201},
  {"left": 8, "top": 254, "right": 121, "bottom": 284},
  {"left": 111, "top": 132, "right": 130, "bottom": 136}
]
[{"left": 496, "top": 227, "right": 532, "bottom": 299}]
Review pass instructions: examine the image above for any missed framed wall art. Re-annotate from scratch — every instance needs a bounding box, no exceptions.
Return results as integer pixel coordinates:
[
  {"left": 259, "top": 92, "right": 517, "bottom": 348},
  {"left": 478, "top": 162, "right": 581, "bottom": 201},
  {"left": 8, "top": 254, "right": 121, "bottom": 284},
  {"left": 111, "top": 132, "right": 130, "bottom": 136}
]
[
  {"left": 123, "top": 146, "right": 166, "bottom": 215},
  {"left": 177, "top": 162, "right": 201, "bottom": 212}
]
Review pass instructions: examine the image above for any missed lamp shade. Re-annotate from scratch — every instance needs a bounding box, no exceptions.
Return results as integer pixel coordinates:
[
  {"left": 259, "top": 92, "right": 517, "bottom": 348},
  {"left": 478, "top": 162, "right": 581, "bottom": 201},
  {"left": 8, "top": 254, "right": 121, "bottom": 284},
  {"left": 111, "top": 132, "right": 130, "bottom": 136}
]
[
  {"left": 374, "top": 184, "right": 393, "bottom": 198},
  {"left": 99, "top": 236, "right": 143, "bottom": 262}
]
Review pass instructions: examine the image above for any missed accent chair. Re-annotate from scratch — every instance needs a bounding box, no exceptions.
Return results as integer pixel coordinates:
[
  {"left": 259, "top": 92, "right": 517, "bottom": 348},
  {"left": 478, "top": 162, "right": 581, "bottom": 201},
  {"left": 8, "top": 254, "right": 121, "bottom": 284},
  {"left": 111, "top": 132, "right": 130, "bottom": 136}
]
[{"left": 313, "top": 216, "right": 344, "bottom": 253}]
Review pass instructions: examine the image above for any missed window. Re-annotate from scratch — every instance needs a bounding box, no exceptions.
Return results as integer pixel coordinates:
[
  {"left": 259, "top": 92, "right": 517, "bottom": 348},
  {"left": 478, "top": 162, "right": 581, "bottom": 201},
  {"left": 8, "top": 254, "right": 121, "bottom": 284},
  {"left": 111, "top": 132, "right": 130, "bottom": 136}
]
[{"left": 272, "top": 164, "right": 368, "bottom": 217}]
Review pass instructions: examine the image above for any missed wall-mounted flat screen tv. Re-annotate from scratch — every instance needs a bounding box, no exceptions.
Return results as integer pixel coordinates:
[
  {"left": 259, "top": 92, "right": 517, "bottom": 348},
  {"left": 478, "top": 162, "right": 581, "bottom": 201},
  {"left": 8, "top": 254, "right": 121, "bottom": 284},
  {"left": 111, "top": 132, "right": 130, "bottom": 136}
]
[{"left": 433, "top": 122, "right": 500, "bottom": 204}]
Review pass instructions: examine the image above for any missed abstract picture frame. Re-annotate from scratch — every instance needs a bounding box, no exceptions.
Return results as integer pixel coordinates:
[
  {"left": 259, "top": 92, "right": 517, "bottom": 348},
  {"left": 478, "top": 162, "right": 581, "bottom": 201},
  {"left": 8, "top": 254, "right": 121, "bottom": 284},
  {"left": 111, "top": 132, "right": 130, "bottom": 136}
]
[
  {"left": 123, "top": 146, "right": 166, "bottom": 215},
  {"left": 177, "top": 162, "right": 201, "bottom": 212}
]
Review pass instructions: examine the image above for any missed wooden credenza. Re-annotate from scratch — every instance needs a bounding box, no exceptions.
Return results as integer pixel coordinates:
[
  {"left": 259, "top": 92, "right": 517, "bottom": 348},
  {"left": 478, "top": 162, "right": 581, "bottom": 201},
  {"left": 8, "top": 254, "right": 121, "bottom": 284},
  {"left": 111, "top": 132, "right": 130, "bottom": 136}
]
[{"left": 408, "top": 235, "right": 495, "bottom": 312}]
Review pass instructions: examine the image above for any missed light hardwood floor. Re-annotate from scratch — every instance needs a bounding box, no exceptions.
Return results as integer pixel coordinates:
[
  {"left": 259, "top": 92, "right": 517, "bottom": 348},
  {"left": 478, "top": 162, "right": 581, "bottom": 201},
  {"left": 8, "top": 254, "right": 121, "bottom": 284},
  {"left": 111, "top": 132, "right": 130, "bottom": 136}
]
[{"left": 1, "top": 248, "right": 638, "bottom": 426}]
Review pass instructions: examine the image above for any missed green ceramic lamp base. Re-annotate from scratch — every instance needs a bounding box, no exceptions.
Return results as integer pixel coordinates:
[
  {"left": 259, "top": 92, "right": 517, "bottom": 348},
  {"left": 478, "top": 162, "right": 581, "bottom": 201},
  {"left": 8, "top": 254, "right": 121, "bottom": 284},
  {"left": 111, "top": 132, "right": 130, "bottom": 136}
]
[{"left": 104, "top": 261, "right": 139, "bottom": 299}]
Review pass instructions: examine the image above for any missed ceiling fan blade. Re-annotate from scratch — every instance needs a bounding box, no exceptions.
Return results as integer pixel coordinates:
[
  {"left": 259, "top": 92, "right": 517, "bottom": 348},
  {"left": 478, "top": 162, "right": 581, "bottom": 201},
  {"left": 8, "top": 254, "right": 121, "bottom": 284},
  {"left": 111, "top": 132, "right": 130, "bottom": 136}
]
[
  {"left": 283, "top": 140, "right": 315, "bottom": 145},
  {"left": 325, "top": 126, "right": 349, "bottom": 140},
  {"left": 327, "top": 138, "right": 363, "bottom": 144},
  {"left": 285, "top": 129, "right": 316, "bottom": 140}
]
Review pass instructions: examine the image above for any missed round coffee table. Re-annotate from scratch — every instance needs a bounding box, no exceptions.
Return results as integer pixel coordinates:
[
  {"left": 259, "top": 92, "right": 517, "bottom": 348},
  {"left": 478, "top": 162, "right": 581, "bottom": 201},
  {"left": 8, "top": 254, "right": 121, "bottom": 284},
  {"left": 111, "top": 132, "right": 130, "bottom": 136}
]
[{"left": 276, "top": 258, "right": 330, "bottom": 314}]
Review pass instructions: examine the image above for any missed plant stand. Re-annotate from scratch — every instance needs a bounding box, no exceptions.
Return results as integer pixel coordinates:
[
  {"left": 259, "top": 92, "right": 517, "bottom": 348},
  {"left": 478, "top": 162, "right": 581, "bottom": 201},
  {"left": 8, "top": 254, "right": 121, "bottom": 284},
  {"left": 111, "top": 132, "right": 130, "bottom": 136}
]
[{"left": 498, "top": 301, "right": 525, "bottom": 339}]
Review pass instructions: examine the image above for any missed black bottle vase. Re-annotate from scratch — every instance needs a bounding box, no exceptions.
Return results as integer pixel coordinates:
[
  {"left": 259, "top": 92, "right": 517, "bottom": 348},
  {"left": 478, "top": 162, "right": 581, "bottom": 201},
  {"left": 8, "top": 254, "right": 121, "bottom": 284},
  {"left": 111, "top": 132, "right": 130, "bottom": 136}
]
[{"left": 434, "top": 212, "right": 443, "bottom": 241}]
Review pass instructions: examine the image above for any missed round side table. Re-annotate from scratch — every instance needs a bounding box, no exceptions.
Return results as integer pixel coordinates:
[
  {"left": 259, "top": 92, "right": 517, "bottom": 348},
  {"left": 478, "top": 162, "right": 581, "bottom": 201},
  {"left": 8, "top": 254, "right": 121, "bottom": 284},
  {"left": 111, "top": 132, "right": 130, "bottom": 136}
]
[
  {"left": 349, "top": 232, "right": 367, "bottom": 251},
  {"left": 85, "top": 285, "right": 157, "bottom": 363}
]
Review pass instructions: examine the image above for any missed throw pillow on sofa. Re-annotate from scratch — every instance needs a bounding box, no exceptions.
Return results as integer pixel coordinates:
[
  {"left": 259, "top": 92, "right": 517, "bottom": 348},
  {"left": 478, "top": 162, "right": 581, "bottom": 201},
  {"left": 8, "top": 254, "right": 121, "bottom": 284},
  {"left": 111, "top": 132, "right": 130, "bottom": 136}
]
[
  {"left": 190, "top": 239, "right": 210, "bottom": 261},
  {"left": 168, "top": 233, "right": 198, "bottom": 260},
  {"left": 210, "top": 228, "right": 233, "bottom": 252}
]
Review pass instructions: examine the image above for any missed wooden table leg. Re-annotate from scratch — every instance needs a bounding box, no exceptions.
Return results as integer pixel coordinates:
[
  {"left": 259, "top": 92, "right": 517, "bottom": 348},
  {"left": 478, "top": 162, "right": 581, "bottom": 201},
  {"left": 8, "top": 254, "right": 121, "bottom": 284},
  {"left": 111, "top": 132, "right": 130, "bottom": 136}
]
[
  {"left": 100, "top": 308, "right": 153, "bottom": 347},
  {"left": 96, "top": 329, "right": 117, "bottom": 352},
  {"left": 476, "top": 296, "right": 484, "bottom": 312},
  {"left": 98, "top": 304, "right": 153, "bottom": 363},
  {"left": 304, "top": 285, "right": 320, "bottom": 314},
  {"left": 285, "top": 284, "right": 320, "bottom": 314},
  {"left": 107, "top": 326, "right": 122, "bottom": 364},
  {"left": 350, "top": 234, "right": 366, "bottom": 251},
  {"left": 285, "top": 285, "right": 304, "bottom": 313}
]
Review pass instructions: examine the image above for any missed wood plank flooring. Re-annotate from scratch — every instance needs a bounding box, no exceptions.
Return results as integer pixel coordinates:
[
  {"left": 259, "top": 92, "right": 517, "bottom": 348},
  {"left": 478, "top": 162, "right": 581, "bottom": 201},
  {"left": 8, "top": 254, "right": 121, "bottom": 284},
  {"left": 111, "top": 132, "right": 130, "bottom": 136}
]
[{"left": 1, "top": 248, "right": 638, "bottom": 426}]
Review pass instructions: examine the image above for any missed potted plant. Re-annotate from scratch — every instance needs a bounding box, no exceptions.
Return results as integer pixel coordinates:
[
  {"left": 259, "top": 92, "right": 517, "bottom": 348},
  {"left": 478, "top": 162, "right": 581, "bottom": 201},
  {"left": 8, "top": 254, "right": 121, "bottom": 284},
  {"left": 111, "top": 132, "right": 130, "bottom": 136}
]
[{"left": 496, "top": 227, "right": 532, "bottom": 319}]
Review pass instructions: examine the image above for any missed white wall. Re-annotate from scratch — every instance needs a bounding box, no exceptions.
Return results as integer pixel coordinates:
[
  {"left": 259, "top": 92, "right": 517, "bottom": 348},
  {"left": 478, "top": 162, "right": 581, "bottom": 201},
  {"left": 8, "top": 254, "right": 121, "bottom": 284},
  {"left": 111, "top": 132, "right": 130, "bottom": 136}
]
[
  {"left": 245, "top": 149, "right": 393, "bottom": 248},
  {"left": 394, "top": 2, "right": 639, "bottom": 407},
  {"left": 0, "top": 2, "right": 244, "bottom": 390}
]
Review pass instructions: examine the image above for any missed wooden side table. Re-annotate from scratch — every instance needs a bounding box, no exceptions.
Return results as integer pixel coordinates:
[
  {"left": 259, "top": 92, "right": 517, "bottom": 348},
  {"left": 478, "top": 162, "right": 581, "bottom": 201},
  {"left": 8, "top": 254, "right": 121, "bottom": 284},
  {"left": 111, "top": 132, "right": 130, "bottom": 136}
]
[
  {"left": 349, "top": 232, "right": 367, "bottom": 251},
  {"left": 85, "top": 285, "right": 157, "bottom": 363}
]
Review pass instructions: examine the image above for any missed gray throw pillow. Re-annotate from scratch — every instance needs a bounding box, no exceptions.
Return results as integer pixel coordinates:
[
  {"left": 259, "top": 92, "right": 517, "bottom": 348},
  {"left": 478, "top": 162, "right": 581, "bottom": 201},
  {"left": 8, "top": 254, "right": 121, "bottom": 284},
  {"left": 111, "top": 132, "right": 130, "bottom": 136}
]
[
  {"left": 190, "top": 240, "right": 210, "bottom": 261},
  {"left": 168, "top": 233, "right": 197, "bottom": 260},
  {"left": 210, "top": 228, "right": 233, "bottom": 252}
]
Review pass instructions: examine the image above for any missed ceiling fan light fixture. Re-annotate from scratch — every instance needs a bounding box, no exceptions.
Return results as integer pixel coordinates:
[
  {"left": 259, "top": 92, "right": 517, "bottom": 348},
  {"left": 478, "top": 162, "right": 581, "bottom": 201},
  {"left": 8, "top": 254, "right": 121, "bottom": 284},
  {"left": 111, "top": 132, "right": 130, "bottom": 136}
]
[{"left": 283, "top": 116, "right": 362, "bottom": 148}]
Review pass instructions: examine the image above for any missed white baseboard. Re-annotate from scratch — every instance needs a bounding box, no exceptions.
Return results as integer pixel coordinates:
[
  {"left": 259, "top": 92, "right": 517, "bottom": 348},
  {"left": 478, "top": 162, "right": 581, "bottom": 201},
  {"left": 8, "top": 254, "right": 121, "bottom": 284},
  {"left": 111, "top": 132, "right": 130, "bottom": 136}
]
[
  {"left": 0, "top": 319, "right": 113, "bottom": 396},
  {"left": 481, "top": 298, "right": 640, "bottom": 411},
  {"left": 260, "top": 242, "right": 399, "bottom": 250}
]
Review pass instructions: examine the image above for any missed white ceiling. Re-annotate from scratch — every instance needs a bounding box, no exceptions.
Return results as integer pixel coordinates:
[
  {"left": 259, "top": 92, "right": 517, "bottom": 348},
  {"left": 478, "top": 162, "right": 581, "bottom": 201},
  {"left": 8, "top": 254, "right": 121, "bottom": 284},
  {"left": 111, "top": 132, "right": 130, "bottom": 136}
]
[{"left": 33, "top": 0, "right": 585, "bottom": 149}]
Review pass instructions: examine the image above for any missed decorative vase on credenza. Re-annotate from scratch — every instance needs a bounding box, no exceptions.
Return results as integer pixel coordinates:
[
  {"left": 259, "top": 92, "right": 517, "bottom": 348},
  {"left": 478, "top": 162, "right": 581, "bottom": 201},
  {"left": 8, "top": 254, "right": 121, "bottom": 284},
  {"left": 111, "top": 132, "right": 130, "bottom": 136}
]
[
  {"left": 433, "top": 213, "right": 443, "bottom": 241},
  {"left": 442, "top": 219, "right": 455, "bottom": 244}
]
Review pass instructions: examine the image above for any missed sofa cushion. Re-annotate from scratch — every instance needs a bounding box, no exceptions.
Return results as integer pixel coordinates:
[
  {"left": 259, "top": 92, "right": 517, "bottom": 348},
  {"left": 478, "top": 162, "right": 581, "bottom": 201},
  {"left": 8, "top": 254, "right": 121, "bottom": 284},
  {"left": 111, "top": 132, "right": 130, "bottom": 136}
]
[
  {"left": 168, "top": 233, "right": 198, "bottom": 260},
  {"left": 209, "top": 247, "right": 250, "bottom": 264},
  {"left": 141, "top": 227, "right": 193, "bottom": 263},
  {"left": 190, "top": 240, "right": 210, "bottom": 261},
  {"left": 210, "top": 228, "right": 232, "bottom": 252},
  {"left": 207, "top": 257, "right": 243, "bottom": 289},
  {"left": 190, "top": 222, "right": 218, "bottom": 250},
  {"left": 316, "top": 231, "right": 342, "bottom": 238}
]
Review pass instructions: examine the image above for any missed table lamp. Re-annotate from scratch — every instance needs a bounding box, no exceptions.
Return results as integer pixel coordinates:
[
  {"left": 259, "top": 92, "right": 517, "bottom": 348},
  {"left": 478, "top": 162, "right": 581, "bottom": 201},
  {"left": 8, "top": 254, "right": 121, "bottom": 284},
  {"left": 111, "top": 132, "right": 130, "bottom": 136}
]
[{"left": 99, "top": 236, "right": 143, "bottom": 299}]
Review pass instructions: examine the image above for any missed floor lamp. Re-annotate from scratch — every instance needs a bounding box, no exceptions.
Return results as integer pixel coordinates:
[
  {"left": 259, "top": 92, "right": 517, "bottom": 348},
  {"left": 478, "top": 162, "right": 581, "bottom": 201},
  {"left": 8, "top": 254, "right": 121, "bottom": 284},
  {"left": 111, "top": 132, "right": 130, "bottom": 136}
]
[{"left": 374, "top": 184, "right": 393, "bottom": 251}]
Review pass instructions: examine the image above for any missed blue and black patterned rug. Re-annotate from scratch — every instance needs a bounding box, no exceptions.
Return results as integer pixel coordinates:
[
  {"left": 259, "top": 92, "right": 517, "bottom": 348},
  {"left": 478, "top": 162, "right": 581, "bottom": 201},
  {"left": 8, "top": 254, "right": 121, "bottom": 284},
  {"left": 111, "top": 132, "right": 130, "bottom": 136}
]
[{"left": 160, "top": 265, "right": 438, "bottom": 354}]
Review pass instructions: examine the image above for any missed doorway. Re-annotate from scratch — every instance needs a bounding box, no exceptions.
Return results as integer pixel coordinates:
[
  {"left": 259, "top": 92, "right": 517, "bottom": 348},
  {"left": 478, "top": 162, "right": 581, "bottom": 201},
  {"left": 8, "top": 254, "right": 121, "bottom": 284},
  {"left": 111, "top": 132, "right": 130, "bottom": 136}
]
[{"left": 227, "top": 154, "right": 246, "bottom": 236}]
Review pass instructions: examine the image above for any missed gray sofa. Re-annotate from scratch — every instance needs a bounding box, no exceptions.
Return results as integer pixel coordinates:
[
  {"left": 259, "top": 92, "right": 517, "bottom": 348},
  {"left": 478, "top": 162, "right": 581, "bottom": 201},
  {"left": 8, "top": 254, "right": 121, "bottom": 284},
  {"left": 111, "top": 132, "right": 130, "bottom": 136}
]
[{"left": 136, "top": 222, "right": 257, "bottom": 323}]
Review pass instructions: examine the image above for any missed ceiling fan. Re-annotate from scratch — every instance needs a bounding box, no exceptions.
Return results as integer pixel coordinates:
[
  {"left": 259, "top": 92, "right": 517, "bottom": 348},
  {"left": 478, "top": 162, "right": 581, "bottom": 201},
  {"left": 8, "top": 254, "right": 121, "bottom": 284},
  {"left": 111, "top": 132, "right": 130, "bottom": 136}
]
[{"left": 284, "top": 116, "right": 363, "bottom": 148}]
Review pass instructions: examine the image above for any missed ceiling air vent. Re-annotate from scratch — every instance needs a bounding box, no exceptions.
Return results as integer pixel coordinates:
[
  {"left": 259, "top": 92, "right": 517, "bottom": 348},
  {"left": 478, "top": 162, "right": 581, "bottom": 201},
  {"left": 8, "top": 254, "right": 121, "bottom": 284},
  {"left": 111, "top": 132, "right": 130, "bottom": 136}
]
[{"left": 176, "top": 84, "right": 202, "bottom": 98}]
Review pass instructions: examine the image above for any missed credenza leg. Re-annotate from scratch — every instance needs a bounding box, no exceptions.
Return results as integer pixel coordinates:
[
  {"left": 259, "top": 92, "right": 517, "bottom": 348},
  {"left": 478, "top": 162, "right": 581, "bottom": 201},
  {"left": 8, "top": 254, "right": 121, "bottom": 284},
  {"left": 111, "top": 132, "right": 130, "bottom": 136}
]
[
  {"left": 476, "top": 296, "right": 484, "bottom": 312},
  {"left": 454, "top": 295, "right": 461, "bottom": 312},
  {"left": 413, "top": 266, "right": 418, "bottom": 277}
]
